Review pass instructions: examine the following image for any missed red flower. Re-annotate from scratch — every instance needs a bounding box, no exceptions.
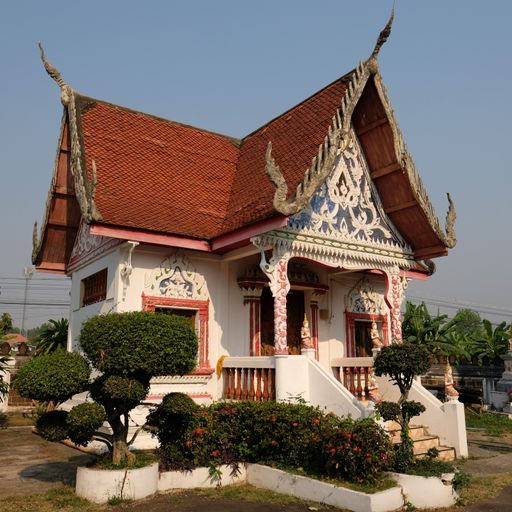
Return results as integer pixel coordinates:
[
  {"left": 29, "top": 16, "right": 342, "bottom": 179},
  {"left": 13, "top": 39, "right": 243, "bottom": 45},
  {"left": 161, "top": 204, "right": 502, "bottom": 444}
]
[
  {"left": 312, "top": 419, "right": 320, "bottom": 425},
  {"left": 292, "top": 422, "right": 299, "bottom": 427},
  {"left": 185, "top": 440, "right": 192, "bottom": 447},
  {"left": 194, "top": 427, "right": 204, "bottom": 435},
  {"left": 211, "top": 450, "right": 220, "bottom": 457},
  {"left": 271, "top": 440, "right": 278, "bottom": 446}
]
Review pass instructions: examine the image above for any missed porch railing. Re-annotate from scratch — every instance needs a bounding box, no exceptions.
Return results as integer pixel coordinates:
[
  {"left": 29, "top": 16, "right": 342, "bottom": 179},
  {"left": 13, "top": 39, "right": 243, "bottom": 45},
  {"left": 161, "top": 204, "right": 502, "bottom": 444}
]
[
  {"left": 222, "top": 357, "right": 276, "bottom": 402},
  {"left": 331, "top": 357, "right": 374, "bottom": 401}
]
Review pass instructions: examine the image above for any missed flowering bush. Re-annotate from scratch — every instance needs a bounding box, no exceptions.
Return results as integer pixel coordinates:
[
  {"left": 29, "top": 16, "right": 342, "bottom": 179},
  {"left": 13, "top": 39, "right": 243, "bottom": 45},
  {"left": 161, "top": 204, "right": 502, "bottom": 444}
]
[{"left": 148, "top": 397, "right": 392, "bottom": 484}]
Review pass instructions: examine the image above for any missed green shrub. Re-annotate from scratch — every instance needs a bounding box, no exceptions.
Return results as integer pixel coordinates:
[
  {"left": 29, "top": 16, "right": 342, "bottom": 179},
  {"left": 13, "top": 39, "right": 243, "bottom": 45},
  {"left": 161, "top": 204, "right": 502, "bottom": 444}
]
[
  {"left": 14, "top": 311, "right": 198, "bottom": 465},
  {"left": 13, "top": 350, "right": 90, "bottom": 403},
  {"left": 67, "top": 403, "right": 106, "bottom": 446},
  {"left": 80, "top": 312, "right": 197, "bottom": 377},
  {"left": 150, "top": 400, "right": 392, "bottom": 484},
  {"left": 90, "top": 375, "right": 149, "bottom": 415},
  {"left": 322, "top": 418, "right": 392, "bottom": 484},
  {"left": 36, "top": 410, "right": 69, "bottom": 441}
]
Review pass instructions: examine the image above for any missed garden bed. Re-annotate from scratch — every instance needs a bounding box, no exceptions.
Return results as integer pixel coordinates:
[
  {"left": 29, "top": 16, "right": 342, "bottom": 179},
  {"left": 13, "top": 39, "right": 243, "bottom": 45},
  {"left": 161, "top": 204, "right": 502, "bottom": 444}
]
[{"left": 156, "top": 464, "right": 458, "bottom": 512}]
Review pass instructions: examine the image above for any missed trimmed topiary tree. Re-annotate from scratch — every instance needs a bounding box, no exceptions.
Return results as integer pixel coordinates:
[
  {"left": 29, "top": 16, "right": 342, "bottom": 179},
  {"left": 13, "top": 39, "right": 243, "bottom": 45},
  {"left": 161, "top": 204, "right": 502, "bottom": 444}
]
[
  {"left": 14, "top": 311, "right": 197, "bottom": 464},
  {"left": 374, "top": 341, "right": 430, "bottom": 471}
]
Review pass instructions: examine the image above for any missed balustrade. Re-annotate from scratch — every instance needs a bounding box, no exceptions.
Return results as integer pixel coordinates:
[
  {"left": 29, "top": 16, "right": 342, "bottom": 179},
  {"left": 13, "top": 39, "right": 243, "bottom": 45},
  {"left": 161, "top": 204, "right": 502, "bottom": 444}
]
[
  {"left": 331, "top": 357, "right": 374, "bottom": 401},
  {"left": 221, "top": 357, "right": 275, "bottom": 401}
]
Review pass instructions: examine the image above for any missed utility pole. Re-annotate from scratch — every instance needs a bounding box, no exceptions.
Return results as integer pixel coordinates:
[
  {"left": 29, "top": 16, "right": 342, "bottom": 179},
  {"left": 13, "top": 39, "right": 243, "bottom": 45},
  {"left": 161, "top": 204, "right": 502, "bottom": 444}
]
[{"left": 21, "top": 267, "right": 34, "bottom": 337}]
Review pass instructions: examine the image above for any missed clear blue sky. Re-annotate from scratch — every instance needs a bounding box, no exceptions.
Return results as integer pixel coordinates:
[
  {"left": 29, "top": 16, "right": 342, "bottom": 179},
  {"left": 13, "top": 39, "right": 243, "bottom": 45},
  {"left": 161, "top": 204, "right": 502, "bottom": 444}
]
[{"left": 0, "top": 1, "right": 511, "bottom": 328}]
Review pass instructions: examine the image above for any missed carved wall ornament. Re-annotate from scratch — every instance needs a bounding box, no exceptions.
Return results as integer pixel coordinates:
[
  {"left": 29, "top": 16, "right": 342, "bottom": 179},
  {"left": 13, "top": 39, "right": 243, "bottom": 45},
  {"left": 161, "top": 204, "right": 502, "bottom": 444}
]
[
  {"left": 385, "top": 266, "right": 409, "bottom": 344},
  {"left": 345, "top": 276, "right": 387, "bottom": 315},
  {"left": 144, "top": 252, "right": 208, "bottom": 300},
  {"left": 68, "top": 221, "right": 121, "bottom": 272}
]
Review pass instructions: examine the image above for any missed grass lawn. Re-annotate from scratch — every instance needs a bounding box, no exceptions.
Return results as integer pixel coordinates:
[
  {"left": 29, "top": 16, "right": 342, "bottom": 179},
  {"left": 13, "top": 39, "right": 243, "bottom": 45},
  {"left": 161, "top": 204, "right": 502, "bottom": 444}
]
[
  {"left": 466, "top": 410, "right": 512, "bottom": 436},
  {"left": 0, "top": 484, "right": 341, "bottom": 512}
]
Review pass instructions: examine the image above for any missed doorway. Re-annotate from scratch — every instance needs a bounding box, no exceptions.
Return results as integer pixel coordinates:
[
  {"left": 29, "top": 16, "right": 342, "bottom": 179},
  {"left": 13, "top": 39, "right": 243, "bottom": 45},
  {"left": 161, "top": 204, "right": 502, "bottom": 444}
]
[{"left": 260, "top": 287, "right": 304, "bottom": 355}]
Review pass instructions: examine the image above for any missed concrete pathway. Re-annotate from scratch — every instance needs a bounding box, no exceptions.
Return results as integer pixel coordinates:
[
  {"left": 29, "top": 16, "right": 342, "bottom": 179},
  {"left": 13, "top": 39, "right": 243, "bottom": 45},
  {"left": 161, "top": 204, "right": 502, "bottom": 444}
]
[{"left": 0, "top": 427, "right": 90, "bottom": 497}]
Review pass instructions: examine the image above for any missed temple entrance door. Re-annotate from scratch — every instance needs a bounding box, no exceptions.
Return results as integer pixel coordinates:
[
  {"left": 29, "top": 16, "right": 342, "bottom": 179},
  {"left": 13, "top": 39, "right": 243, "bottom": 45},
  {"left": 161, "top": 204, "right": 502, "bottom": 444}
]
[
  {"left": 286, "top": 290, "right": 304, "bottom": 355},
  {"left": 354, "top": 320, "right": 373, "bottom": 357},
  {"left": 260, "top": 287, "right": 304, "bottom": 355}
]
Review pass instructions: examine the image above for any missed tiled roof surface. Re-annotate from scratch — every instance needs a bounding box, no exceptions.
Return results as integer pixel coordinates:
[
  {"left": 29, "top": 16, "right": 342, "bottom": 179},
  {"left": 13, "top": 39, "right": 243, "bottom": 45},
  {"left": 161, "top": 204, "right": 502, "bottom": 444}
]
[
  {"left": 80, "top": 102, "right": 240, "bottom": 239},
  {"left": 78, "top": 75, "right": 351, "bottom": 239},
  {"left": 223, "top": 77, "right": 349, "bottom": 233}
]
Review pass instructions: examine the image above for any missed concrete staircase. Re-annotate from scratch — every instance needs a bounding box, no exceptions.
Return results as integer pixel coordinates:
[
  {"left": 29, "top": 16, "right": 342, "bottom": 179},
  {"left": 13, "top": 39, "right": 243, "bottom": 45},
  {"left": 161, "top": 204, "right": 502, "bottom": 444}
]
[{"left": 386, "top": 422, "right": 456, "bottom": 461}]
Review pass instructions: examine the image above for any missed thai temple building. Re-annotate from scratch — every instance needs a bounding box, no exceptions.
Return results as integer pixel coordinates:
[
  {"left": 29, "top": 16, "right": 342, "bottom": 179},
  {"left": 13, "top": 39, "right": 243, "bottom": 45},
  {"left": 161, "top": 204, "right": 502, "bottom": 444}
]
[{"left": 32, "top": 15, "right": 467, "bottom": 457}]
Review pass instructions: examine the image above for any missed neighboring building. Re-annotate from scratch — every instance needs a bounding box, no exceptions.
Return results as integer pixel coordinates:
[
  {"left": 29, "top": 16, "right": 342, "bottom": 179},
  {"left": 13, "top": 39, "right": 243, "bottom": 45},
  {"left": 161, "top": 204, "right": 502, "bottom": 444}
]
[
  {"left": 1, "top": 333, "right": 28, "bottom": 348},
  {"left": 32, "top": 17, "right": 467, "bottom": 456}
]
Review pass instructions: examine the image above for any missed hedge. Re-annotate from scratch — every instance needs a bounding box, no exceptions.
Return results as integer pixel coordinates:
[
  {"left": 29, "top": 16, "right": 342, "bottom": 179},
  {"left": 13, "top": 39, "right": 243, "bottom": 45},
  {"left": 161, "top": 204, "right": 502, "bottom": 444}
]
[{"left": 148, "top": 398, "right": 392, "bottom": 484}]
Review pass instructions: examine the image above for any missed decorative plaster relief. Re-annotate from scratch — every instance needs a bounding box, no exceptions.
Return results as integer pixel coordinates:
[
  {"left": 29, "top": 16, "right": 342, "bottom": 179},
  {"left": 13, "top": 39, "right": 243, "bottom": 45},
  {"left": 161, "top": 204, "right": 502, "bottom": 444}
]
[
  {"left": 346, "top": 276, "right": 387, "bottom": 315},
  {"left": 145, "top": 252, "right": 208, "bottom": 299},
  {"left": 68, "top": 221, "right": 121, "bottom": 271},
  {"left": 287, "top": 132, "right": 410, "bottom": 252}
]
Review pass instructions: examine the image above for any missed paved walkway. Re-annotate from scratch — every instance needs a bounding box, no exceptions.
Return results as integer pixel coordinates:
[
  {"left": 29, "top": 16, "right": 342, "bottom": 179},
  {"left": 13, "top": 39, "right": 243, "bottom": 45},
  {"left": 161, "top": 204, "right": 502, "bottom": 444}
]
[{"left": 0, "top": 426, "right": 91, "bottom": 497}]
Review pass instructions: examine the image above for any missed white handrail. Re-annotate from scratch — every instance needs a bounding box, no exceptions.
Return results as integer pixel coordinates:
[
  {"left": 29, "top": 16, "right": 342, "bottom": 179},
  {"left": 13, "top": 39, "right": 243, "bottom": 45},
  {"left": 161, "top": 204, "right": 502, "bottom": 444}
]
[{"left": 222, "top": 356, "right": 275, "bottom": 369}]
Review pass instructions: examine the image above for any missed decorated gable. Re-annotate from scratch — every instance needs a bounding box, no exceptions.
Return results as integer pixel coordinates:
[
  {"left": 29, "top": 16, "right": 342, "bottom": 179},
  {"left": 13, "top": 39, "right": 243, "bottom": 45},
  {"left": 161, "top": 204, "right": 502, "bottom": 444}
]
[{"left": 287, "top": 131, "right": 411, "bottom": 255}]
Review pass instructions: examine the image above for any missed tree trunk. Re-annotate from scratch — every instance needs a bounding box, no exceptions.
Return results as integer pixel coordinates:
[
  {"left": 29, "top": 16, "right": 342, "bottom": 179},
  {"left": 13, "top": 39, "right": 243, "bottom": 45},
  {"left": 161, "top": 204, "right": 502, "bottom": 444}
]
[
  {"left": 112, "top": 438, "right": 135, "bottom": 465},
  {"left": 110, "top": 415, "right": 135, "bottom": 465}
]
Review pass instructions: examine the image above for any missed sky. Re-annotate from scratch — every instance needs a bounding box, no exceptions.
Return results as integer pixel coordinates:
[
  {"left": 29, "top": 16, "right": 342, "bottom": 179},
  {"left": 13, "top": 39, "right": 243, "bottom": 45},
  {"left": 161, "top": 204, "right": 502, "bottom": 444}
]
[{"left": 0, "top": 1, "right": 511, "bottom": 329}]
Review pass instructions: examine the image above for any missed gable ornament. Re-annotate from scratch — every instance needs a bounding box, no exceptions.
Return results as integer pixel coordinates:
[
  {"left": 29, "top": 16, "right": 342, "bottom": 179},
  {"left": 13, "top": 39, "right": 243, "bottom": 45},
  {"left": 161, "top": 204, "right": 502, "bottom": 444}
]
[{"left": 144, "top": 252, "right": 208, "bottom": 300}]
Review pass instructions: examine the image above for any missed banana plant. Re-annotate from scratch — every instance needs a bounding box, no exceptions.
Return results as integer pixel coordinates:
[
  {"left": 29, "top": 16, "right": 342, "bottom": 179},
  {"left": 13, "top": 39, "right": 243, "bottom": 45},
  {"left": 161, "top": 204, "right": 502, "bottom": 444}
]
[{"left": 472, "top": 320, "right": 510, "bottom": 365}]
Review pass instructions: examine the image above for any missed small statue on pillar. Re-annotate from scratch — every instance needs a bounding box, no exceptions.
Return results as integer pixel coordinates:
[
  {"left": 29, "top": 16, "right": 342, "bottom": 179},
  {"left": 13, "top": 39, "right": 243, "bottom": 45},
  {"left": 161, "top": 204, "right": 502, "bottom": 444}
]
[
  {"left": 444, "top": 362, "right": 459, "bottom": 401},
  {"left": 370, "top": 321, "right": 383, "bottom": 350},
  {"left": 301, "top": 314, "right": 314, "bottom": 350},
  {"left": 367, "top": 369, "right": 382, "bottom": 404}
]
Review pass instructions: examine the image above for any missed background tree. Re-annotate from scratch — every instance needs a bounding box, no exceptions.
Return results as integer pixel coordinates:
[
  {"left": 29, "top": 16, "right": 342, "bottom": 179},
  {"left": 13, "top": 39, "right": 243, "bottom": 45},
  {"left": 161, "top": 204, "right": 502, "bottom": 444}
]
[
  {"left": 14, "top": 311, "right": 197, "bottom": 465},
  {"left": 452, "top": 309, "right": 483, "bottom": 340},
  {"left": 0, "top": 354, "right": 10, "bottom": 402},
  {"left": 0, "top": 313, "right": 13, "bottom": 334},
  {"left": 35, "top": 318, "right": 69, "bottom": 356},
  {"left": 374, "top": 342, "right": 430, "bottom": 471}
]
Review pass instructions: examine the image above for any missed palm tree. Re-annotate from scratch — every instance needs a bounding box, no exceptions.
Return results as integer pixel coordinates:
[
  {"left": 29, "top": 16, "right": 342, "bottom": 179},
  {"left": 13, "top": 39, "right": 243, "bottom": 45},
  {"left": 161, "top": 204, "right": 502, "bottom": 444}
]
[{"left": 35, "top": 318, "right": 69, "bottom": 356}]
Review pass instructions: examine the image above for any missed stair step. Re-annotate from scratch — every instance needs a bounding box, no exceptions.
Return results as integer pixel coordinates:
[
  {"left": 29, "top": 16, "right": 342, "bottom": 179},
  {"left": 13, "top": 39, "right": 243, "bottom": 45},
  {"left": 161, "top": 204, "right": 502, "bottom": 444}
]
[
  {"left": 392, "top": 435, "right": 440, "bottom": 453},
  {"left": 387, "top": 425, "right": 426, "bottom": 440},
  {"left": 416, "top": 446, "right": 456, "bottom": 462}
]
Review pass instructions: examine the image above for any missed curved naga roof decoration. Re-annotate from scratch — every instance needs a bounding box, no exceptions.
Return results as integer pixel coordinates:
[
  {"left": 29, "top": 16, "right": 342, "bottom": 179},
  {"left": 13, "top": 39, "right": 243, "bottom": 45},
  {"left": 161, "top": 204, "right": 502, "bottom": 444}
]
[
  {"left": 265, "top": 10, "right": 456, "bottom": 251},
  {"left": 33, "top": 44, "right": 102, "bottom": 264}
]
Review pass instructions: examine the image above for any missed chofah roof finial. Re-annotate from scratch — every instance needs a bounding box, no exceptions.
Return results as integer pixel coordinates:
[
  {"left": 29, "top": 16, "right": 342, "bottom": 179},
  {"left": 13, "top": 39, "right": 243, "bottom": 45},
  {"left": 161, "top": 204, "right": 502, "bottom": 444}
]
[
  {"left": 38, "top": 42, "right": 71, "bottom": 105},
  {"left": 367, "top": 8, "right": 395, "bottom": 74}
]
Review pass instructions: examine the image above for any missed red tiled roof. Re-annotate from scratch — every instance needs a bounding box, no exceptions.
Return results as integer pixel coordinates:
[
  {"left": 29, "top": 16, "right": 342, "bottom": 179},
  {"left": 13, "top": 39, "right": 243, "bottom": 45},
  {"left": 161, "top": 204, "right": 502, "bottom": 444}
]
[
  {"left": 2, "top": 334, "right": 28, "bottom": 346},
  {"left": 223, "top": 76, "right": 350, "bottom": 233},
  {"left": 76, "top": 74, "right": 351, "bottom": 240}
]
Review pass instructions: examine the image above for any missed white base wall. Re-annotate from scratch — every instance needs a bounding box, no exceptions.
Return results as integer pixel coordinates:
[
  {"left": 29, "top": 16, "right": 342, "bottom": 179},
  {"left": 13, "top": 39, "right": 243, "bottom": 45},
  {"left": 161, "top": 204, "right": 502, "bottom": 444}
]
[{"left": 76, "top": 463, "right": 158, "bottom": 504}]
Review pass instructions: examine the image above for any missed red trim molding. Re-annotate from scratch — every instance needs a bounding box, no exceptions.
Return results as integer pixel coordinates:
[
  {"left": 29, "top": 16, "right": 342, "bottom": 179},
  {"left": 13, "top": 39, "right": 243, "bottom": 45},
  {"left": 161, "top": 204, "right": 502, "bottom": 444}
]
[
  {"left": 91, "top": 224, "right": 211, "bottom": 252},
  {"left": 211, "top": 215, "right": 288, "bottom": 252},
  {"left": 344, "top": 312, "right": 389, "bottom": 357},
  {"left": 142, "top": 294, "right": 211, "bottom": 368},
  {"left": 244, "top": 297, "right": 262, "bottom": 356},
  {"left": 310, "top": 301, "right": 319, "bottom": 361}
]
